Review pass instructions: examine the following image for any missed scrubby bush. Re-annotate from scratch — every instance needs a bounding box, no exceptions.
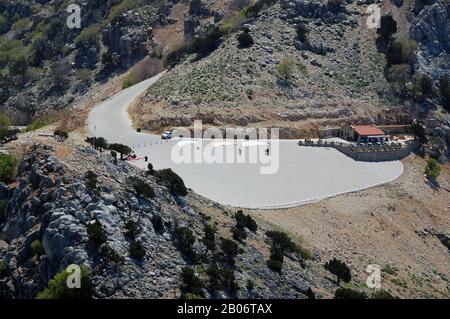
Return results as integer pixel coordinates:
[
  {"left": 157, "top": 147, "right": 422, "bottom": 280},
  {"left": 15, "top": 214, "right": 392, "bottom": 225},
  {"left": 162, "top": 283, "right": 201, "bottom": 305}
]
[
  {"left": 334, "top": 287, "right": 367, "bottom": 299},
  {"left": 100, "top": 244, "right": 124, "bottom": 265},
  {"left": 127, "top": 176, "right": 155, "bottom": 198},
  {"left": 220, "top": 238, "right": 239, "bottom": 265},
  {"left": 233, "top": 210, "right": 258, "bottom": 241},
  {"left": 24, "top": 110, "right": 70, "bottom": 132},
  {"left": 87, "top": 220, "right": 107, "bottom": 248},
  {"left": 122, "top": 72, "right": 134, "bottom": 89},
  {"left": 439, "top": 75, "right": 450, "bottom": 110},
  {"left": 0, "top": 199, "right": 6, "bottom": 224},
  {"left": 425, "top": 158, "right": 441, "bottom": 180},
  {"left": 54, "top": 130, "right": 69, "bottom": 142},
  {"left": 386, "top": 64, "right": 412, "bottom": 93},
  {"left": 86, "top": 137, "right": 108, "bottom": 151},
  {"left": 409, "top": 73, "right": 435, "bottom": 100},
  {"left": 377, "top": 14, "right": 397, "bottom": 39},
  {"left": 207, "top": 264, "right": 239, "bottom": 293},
  {"left": 180, "top": 267, "right": 204, "bottom": 298},
  {"left": 108, "top": 143, "right": 132, "bottom": 160},
  {"left": 0, "top": 259, "right": 8, "bottom": 276},
  {"left": 237, "top": 31, "right": 254, "bottom": 48},
  {"left": 275, "top": 59, "right": 294, "bottom": 82},
  {"left": 155, "top": 168, "right": 188, "bottom": 196},
  {"left": 266, "top": 259, "right": 283, "bottom": 273},
  {"left": 147, "top": 163, "right": 154, "bottom": 175},
  {"left": 324, "top": 258, "right": 351, "bottom": 285},
  {"left": 386, "top": 38, "right": 418, "bottom": 66},
  {"left": 174, "top": 225, "right": 198, "bottom": 263},
  {"left": 265, "top": 230, "right": 297, "bottom": 273},
  {"left": 202, "top": 224, "right": 217, "bottom": 251},
  {"left": 36, "top": 265, "right": 93, "bottom": 299},
  {"left": 129, "top": 241, "right": 146, "bottom": 259},
  {"left": 31, "top": 239, "right": 44, "bottom": 256},
  {"left": 125, "top": 219, "right": 139, "bottom": 240},
  {"left": 84, "top": 170, "right": 98, "bottom": 190},
  {"left": 0, "top": 154, "right": 17, "bottom": 184},
  {"left": 296, "top": 23, "right": 309, "bottom": 42},
  {"left": 151, "top": 214, "right": 164, "bottom": 234}
]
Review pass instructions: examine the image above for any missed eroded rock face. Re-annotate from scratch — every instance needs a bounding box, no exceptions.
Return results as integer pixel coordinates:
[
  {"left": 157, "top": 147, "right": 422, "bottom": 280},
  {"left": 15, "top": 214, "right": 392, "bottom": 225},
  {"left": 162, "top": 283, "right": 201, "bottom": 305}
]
[
  {"left": 410, "top": 1, "right": 450, "bottom": 80},
  {"left": 0, "top": 145, "right": 321, "bottom": 299}
]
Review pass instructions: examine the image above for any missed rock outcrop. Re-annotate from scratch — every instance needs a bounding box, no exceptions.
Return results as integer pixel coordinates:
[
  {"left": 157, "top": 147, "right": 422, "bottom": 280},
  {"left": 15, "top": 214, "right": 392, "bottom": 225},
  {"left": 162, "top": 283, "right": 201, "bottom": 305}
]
[{"left": 0, "top": 144, "right": 329, "bottom": 299}]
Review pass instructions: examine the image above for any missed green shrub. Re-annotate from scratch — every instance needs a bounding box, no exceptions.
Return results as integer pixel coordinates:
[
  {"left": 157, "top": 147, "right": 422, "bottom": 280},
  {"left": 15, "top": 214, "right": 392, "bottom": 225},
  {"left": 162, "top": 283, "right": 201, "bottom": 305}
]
[
  {"left": 439, "top": 75, "right": 450, "bottom": 110},
  {"left": 425, "top": 158, "right": 441, "bottom": 180},
  {"left": 127, "top": 176, "right": 155, "bottom": 198},
  {"left": 84, "top": 170, "right": 98, "bottom": 190},
  {"left": 87, "top": 220, "right": 107, "bottom": 248},
  {"left": 180, "top": 267, "right": 204, "bottom": 297},
  {"left": 0, "top": 259, "right": 8, "bottom": 276},
  {"left": 265, "top": 230, "right": 298, "bottom": 273},
  {"left": 0, "top": 154, "right": 18, "bottom": 184},
  {"left": 0, "top": 199, "right": 6, "bottom": 224},
  {"left": 151, "top": 214, "right": 164, "bottom": 233},
  {"left": 24, "top": 110, "right": 70, "bottom": 132},
  {"left": 220, "top": 238, "right": 239, "bottom": 265},
  {"left": 275, "top": 59, "right": 294, "bottom": 82},
  {"left": 129, "top": 241, "right": 146, "bottom": 259},
  {"left": 36, "top": 265, "right": 93, "bottom": 299},
  {"left": 155, "top": 168, "right": 188, "bottom": 196},
  {"left": 409, "top": 73, "right": 435, "bottom": 100},
  {"left": 174, "top": 225, "right": 198, "bottom": 263},
  {"left": 31, "top": 239, "right": 44, "bottom": 256},
  {"left": 108, "top": 143, "right": 132, "bottom": 159},
  {"left": 377, "top": 14, "right": 397, "bottom": 39},
  {"left": 386, "top": 38, "right": 418, "bottom": 66},
  {"left": 334, "top": 287, "right": 367, "bottom": 299},
  {"left": 86, "top": 137, "right": 108, "bottom": 151},
  {"left": 266, "top": 259, "right": 283, "bottom": 273},
  {"left": 75, "top": 24, "right": 101, "bottom": 47},
  {"left": 124, "top": 220, "right": 138, "bottom": 240},
  {"left": 382, "top": 264, "right": 398, "bottom": 276},
  {"left": 122, "top": 72, "right": 134, "bottom": 89},
  {"left": 233, "top": 210, "right": 258, "bottom": 241},
  {"left": 203, "top": 224, "right": 216, "bottom": 251},
  {"left": 296, "top": 23, "right": 309, "bottom": 42},
  {"left": 324, "top": 258, "right": 351, "bottom": 285},
  {"left": 237, "top": 31, "right": 254, "bottom": 48},
  {"left": 100, "top": 244, "right": 124, "bottom": 265}
]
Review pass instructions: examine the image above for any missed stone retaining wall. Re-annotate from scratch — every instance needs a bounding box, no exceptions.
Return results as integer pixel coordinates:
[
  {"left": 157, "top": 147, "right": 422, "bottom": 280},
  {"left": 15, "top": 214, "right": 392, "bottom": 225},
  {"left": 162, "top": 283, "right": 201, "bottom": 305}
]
[{"left": 299, "top": 140, "right": 420, "bottom": 162}]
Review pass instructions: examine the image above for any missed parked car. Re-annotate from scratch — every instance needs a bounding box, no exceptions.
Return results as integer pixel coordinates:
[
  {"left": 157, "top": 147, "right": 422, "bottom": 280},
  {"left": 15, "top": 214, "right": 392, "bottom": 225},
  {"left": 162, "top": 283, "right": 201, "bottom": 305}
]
[{"left": 161, "top": 131, "right": 172, "bottom": 140}]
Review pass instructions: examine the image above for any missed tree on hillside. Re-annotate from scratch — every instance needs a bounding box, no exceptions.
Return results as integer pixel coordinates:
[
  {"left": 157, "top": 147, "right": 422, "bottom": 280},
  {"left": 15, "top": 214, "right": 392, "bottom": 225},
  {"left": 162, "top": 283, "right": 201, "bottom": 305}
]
[
  {"left": 296, "top": 22, "right": 309, "bottom": 42},
  {"left": 386, "top": 38, "right": 418, "bottom": 66},
  {"left": 425, "top": 158, "right": 441, "bottom": 180},
  {"left": 410, "top": 73, "right": 435, "bottom": 100},
  {"left": 377, "top": 14, "right": 397, "bottom": 39},
  {"left": 439, "top": 75, "right": 450, "bottom": 111},
  {"left": 108, "top": 143, "right": 132, "bottom": 160},
  {"left": 237, "top": 31, "right": 254, "bottom": 48},
  {"left": 324, "top": 258, "right": 351, "bottom": 285},
  {"left": 275, "top": 59, "right": 294, "bottom": 83}
]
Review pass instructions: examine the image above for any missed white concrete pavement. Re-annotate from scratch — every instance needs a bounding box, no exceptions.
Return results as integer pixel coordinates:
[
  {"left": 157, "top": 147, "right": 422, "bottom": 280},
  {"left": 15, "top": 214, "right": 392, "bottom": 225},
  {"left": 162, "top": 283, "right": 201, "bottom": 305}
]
[{"left": 88, "top": 72, "right": 404, "bottom": 209}]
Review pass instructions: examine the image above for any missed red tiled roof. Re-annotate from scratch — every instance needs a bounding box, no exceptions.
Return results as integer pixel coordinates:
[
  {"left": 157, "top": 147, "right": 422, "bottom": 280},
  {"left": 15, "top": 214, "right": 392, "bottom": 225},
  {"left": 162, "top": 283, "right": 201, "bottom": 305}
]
[{"left": 352, "top": 125, "right": 385, "bottom": 136}]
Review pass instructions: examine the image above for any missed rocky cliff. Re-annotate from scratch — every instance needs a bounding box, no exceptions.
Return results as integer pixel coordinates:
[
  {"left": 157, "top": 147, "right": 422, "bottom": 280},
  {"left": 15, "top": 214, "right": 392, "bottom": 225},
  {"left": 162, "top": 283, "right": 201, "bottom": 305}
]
[{"left": 0, "top": 144, "right": 332, "bottom": 298}]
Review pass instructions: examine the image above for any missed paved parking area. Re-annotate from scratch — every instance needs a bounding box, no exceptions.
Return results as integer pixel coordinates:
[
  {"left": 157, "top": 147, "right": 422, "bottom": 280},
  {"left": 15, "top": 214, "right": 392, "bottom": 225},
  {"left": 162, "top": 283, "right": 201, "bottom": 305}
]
[{"left": 88, "top": 73, "right": 404, "bottom": 209}]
